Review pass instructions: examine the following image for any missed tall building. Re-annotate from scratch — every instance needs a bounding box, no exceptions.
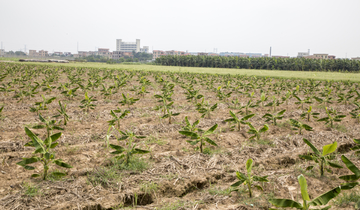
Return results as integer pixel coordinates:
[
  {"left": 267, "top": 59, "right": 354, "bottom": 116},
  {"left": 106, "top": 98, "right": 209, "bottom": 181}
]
[{"left": 116, "top": 39, "right": 140, "bottom": 52}]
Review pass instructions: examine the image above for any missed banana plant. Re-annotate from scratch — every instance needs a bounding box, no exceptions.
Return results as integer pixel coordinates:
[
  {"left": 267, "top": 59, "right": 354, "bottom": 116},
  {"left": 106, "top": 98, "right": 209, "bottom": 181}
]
[
  {"left": 179, "top": 123, "right": 218, "bottom": 153},
  {"left": 281, "top": 90, "right": 292, "bottom": 105},
  {"left": 198, "top": 102, "right": 217, "bottom": 119},
  {"left": 16, "top": 127, "right": 72, "bottom": 180},
  {"left": 269, "top": 174, "right": 341, "bottom": 210},
  {"left": 240, "top": 99, "right": 258, "bottom": 115},
  {"left": 299, "top": 138, "right": 342, "bottom": 176},
  {"left": 162, "top": 107, "right": 180, "bottom": 124},
  {"left": 317, "top": 107, "right": 346, "bottom": 128},
  {"left": 247, "top": 122, "right": 269, "bottom": 141},
  {"left": 300, "top": 106, "right": 320, "bottom": 122},
  {"left": 337, "top": 93, "right": 354, "bottom": 105},
  {"left": 29, "top": 95, "right": 56, "bottom": 115},
  {"left": 33, "top": 113, "right": 64, "bottom": 140},
  {"left": 79, "top": 92, "right": 97, "bottom": 113},
  {"left": 231, "top": 158, "right": 268, "bottom": 198},
  {"left": 294, "top": 95, "right": 311, "bottom": 110},
  {"left": 289, "top": 119, "right": 313, "bottom": 134},
  {"left": 257, "top": 92, "right": 268, "bottom": 107},
  {"left": 107, "top": 108, "right": 130, "bottom": 130},
  {"left": 182, "top": 116, "right": 200, "bottom": 132},
  {"left": 61, "top": 86, "right": 78, "bottom": 100},
  {"left": 109, "top": 129, "right": 149, "bottom": 166},
  {"left": 262, "top": 109, "right": 286, "bottom": 126},
  {"left": 224, "top": 110, "right": 254, "bottom": 131},
  {"left": 53, "top": 101, "right": 69, "bottom": 125}
]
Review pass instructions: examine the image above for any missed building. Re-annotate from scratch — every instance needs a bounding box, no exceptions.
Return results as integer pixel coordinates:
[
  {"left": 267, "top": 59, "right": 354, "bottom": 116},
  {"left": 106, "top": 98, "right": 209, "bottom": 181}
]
[
  {"left": 53, "top": 52, "right": 63, "bottom": 56},
  {"left": 116, "top": 39, "right": 140, "bottom": 52},
  {"left": 219, "top": 52, "right": 244, "bottom": 57},
  {"left": 313, "top": 54, "right": 328, "bottom": 59},
  {"left": 153, "top": 50, "right": 166, "bottom": 59},
  {"left": 116, "top": 39, "right": 149, "bottom": 53},
  {"left": 38, "top": 50, "right": 48, "bottom": 57},
  {"left": 328, "top": 55, "right": 336, "bottom": 60},
  {"left": 272, "top": 55, "right": 290, "bottom": 58},
  {"left": 112, "top": 51, "right": 133, "bottom": 60},
  {"left": 297, "top": 52, "right": 309, "bottom": 58},
  {"left": 352, "top": 57, "right": 360, "bottom": 61},
  {"left": 246, "top": 53, "right": 262, "bottom": 58},
  {"left": 0, "top": 49, "right": 5, "bottom": 56},
  {"left": 198, "top": 52, "right": 209, "bottom": 56},
  {"left": 303, "top": 55, "right": 322, "bottom": 60},
  {"left": 29, "top": 50, "right": 38, "bottom": 57}
]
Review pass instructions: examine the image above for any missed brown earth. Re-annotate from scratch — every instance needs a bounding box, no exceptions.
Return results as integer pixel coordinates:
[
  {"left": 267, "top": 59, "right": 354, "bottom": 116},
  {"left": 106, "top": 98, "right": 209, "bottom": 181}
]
[{"left": 0, "top": 64, "right": 359, "bottom": 209}]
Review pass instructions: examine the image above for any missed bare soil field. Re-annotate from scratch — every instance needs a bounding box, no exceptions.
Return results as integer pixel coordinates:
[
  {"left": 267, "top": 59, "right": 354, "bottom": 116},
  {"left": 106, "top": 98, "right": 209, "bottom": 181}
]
[{"left": 0, "top": 63, "right": 360, "bottom": 210}]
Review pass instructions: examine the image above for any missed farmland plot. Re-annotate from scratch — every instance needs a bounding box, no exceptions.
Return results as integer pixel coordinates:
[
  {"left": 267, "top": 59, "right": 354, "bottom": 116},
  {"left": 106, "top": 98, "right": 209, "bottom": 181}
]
[{"left": 0, "top": 63, "right": 360, "bottom": 209}]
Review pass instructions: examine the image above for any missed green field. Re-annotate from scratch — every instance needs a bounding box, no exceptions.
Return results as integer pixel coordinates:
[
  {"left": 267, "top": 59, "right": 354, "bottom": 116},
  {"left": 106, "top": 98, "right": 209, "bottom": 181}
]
[{"left": 7, "top": 60, "right": 360, "bottom": 81}]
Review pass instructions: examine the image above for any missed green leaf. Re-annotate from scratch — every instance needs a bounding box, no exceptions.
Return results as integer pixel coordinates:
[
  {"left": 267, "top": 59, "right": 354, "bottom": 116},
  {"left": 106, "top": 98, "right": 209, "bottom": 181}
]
[
  {"left": 340, "top": 182, "right": 358, "bottom": 190},
  {"left": 134, "top": 148, "right": 150, "bottom": 154},
  {"left": 109, "top": 144, "right": 125, "bottom": 152},
  {"left": 229, "top": 110, "right": 238, "bottom": 121},
  {"left": 303, "top": 138, "right": 320, "bottom": 155},
  {"left": 259, "top": 124, "right": 269, "bottom": 133},
  {"left": 16, "top": 157, "right": 39, "bottom": 167},
  {"left": 204, "top": 137, "right": 217, "bottom": 146},
  {"left": 179, "top": 131, "right": 199, "bottom": 138},
  {"left": 204, "top": 124, "right": 218, "bottom": 135},
  {"left": 298, "top": 174, "right": 310, "bottom": 201},
  {"left": 269, "top": 199, "right": 302, "bottom": 208},
  {"left": 31, "top": 174, "right": 40, "bottom": 177},
  {"left": 54, "top": 160, "right": 73, "bottom": 168},
  {"left": 339, "top": 174, "right": 359, "bottom": 181},
  {"left": 246, "top": 158, "right": 253, "bottom": 175},
  {"left": 236, "top": 171, "right": 247, "bottom": 180},
  {"left": 253, "top": 175, "right": 269, "bottom": 182},
  {"left": 327, "top": 161, "right": 343, "bottom": 168},
  {"left": 341, "top": 155, "right": 360, "bottom": 177},
  {"left": 322, "top": 142, "right": 337, "bottom": 156},
  {"left": 254, "top": 185, "right": 263, "bottom": 191},
  {"left": 299, "top": 155, "right": 314, "bottom": 161},
  {"left": 354, "top": 139, "right": 360, "bottom": 144},
  {"left": 309, "top": 186, "right": 341, "bottom": 206},
  {"left": 50, "top": 132, "right": 62, "bottom": 142},
  {"left": 52, "top": 172, "right": 67, "bottom": 177},
  {"left": 231, "top": 180, "right": 245, "bottom": 187}
]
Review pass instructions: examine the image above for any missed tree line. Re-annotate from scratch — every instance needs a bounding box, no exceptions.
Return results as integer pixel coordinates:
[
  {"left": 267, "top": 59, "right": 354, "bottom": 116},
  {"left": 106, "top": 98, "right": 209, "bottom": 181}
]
[{"left": 155, "top": 55, "right": 360, "bottom": 72}]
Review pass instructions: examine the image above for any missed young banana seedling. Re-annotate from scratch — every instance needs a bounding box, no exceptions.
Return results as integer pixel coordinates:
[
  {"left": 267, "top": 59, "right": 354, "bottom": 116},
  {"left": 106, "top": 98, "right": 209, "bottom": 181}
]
[
  {"left": 29, "top": 95, "right": 56, "bottom": 115},
  {"left": 247, "top": 122, "right": 269, "bottom": 141},
  {"left": 224, "top": 110, "right": 254, "bottom": 131},
  {"left": 107, "top": 108, "right": 130, "bottom": 130},
  {"left": 109, "top": 129, "right": 149, "bottom": 166},
  {"left": 162, "top": 107, "right": 180, "bottom": 124},
  {"left": 231, "top": 158, "right": 268, "bottom": 198},
  {"left": 269, "top": 174, "right": 341, "bottom": 210},
  {"left": 262, "top": 109, "right": 285, "bottom": 126},
  {"left": 16, "top": 127, "right": 72, "bottom": 180},
  {"left": 289, "top": 119, "right": 313, "bottom": 134},
  {"left": 79, "top": 92, "right": 97, "bottom": 113},
  {"left": 198, "top": 101, "right": 217, "bottom": 119},
  {"left": 179, "top": 123, "right": 218, "bottom": 153},
  {"left": 119, "top": 93, "right": 139, "bottom": 109},
  {"left": 299, "top": 138, "right": 342, "bottom": 176},
  {"left": 53, "top": 101, "right": 69, "bottom": 126},
  {"left": 300, "top": 106, "right": 319, "bottom": 122},
  {"left": 182, "top": 116, "right": 200, "bottom": 132},
  {"left": 317, "top": 107, "right": 346, "bottom": 128}
]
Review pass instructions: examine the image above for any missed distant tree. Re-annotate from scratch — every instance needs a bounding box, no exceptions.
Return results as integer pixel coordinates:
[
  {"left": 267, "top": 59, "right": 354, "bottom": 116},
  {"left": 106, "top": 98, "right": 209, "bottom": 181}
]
[{"left": 15, "top": 51, "right": 26, "bottom": 56}]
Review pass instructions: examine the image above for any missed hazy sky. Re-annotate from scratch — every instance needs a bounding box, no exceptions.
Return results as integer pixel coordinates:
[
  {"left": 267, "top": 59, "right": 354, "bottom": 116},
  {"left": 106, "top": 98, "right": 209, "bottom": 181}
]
[{"left": 1, "top": 0, "right": 360, "bottom": 58}]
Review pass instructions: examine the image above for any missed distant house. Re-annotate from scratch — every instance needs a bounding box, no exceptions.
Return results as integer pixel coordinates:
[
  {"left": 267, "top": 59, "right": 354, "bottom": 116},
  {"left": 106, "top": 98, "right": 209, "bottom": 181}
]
[
  {"left": 352, "top": 57, "right": 360, "bottom": 61},
  {"left": 313, "top": 54, "right": 328, "bottom": 59}
]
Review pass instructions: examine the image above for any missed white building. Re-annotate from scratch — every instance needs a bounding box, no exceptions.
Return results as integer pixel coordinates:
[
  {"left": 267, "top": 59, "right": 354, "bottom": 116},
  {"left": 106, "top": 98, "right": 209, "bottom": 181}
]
[
  {"left": 0, "top": 49, "right": 4, "bottom": 56},
  {"left": 297, "top": 52, "right": 309, "bottom": 58},
  {"left": 116, "top": 39, "right": 149, "bottom": 53}
]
